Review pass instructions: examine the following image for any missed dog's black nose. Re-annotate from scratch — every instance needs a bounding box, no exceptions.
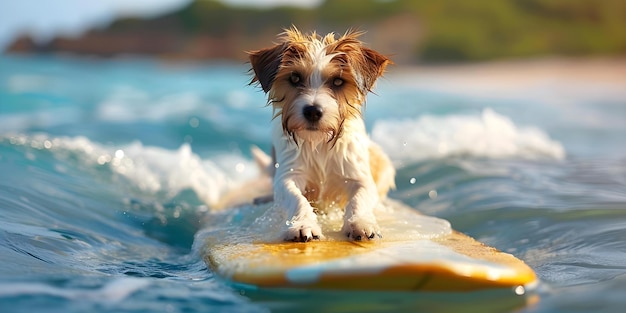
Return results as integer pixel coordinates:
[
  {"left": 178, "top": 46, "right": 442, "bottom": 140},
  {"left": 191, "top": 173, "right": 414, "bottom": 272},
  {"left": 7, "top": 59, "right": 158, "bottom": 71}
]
[{"left": 302, "top": 105, "right": 323, "bottom": 122}]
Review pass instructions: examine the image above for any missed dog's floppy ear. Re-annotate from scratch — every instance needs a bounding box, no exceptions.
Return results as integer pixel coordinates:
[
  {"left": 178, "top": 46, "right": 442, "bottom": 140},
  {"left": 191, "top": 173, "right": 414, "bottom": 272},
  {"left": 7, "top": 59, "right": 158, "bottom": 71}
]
[
  {"left": 248, "top": 43, "right": 287, "bottom": 93},
  {"left": 359, "top": 47, "right": 392, "bottom": 92},
  {"left": 330, "top": 32, "right": 392, "bottom": 93}
]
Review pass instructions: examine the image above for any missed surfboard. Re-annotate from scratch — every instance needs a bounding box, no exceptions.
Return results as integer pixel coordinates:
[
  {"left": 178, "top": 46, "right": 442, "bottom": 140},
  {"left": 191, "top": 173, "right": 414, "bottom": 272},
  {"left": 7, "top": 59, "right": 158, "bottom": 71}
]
[{"left": 197, "top": 196, "right": 537, "bottom": 293}]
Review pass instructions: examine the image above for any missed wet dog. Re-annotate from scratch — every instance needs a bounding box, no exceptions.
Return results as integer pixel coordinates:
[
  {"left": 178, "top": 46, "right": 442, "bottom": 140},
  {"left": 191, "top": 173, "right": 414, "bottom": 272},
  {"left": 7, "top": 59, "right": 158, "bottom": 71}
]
[{"left": 248, "top": 27, "right": 395, "bottom": 242}]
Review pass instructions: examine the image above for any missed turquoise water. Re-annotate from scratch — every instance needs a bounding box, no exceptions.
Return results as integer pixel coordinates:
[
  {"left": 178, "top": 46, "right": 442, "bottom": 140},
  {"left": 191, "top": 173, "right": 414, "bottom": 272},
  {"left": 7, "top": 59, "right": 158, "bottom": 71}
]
[{"left": 1, "top": 55, "right": 625, "bottom": 312}]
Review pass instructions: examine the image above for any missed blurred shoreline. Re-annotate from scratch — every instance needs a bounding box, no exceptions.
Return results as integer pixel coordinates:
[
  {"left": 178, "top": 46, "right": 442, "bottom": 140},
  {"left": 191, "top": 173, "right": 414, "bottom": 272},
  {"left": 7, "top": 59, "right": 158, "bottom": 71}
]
[{"left": 4, "top": 1, "right": 625, "bottom": 64}]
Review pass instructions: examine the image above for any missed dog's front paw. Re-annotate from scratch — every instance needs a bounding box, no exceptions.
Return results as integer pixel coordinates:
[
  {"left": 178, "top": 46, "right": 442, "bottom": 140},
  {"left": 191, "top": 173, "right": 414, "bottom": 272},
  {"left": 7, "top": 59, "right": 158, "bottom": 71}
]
[
  {"left": 342, "top": 215, "right": 382, "bottom": 241},
  {"left": 284, "top": 217, "right": 323, "bottom": 242}
]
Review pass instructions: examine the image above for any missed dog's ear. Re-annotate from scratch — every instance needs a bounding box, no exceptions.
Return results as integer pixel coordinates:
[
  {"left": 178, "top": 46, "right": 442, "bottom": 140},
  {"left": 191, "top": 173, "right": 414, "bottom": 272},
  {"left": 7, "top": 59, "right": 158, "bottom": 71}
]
[
  {"left": 329, "top": 33, "right": 392, "bottom": 93},
  {"left": 248, "top": 43, "right": 287, "bottom": 93},
  {"left": 359, "top": 47, "right": 392, "bottom": 92}
]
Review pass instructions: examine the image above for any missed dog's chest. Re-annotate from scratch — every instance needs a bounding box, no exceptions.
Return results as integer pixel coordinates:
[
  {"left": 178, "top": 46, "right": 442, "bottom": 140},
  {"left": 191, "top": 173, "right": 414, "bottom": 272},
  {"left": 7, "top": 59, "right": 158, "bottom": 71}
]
[
  {"left": 298, "top": 143, "right": 338, "bottom": 180},
  {"left": 297, "top": 141, "right": 357, "bottom": 201}
]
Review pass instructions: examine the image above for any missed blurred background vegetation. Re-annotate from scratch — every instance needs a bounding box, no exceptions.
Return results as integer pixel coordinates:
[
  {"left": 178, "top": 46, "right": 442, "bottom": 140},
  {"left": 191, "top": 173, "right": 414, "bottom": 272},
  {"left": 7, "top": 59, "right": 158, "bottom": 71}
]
[{"left": 6, "top": 0, "right": 626, "bottom": 63}]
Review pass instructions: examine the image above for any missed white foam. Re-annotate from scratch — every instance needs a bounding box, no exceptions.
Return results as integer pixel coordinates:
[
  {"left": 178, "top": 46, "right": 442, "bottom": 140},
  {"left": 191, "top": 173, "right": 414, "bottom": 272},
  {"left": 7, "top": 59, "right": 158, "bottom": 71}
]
[
  {"left": 0, "top": 278, "right": 150, "bottom": 302},
  {"left": 372, "top": 108, "right": 565, "bottom": 163},
  {"left": 3, "top": 134, "right": 258, "bottom": 206}
]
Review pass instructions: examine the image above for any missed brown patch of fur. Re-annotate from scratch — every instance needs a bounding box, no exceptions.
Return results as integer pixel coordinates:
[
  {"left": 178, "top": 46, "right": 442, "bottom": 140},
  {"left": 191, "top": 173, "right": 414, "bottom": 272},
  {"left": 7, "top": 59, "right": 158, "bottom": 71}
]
[{"left": 369, "top": 144, "right": 396, "bottom": 198}]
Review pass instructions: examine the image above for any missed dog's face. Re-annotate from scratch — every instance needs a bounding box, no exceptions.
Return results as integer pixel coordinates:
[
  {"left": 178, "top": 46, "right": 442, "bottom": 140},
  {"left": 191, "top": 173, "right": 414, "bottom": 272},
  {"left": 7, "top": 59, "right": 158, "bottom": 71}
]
[{"left": 249, "top": 28, "right": 390, "bottom": 143}]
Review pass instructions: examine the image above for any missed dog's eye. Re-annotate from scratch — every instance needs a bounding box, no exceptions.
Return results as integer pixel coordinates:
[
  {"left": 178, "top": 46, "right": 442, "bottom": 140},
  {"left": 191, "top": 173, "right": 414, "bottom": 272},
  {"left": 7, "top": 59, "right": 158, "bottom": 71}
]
[
  {"left": 289, "top": 73, "right": 302, "bottom": 86},
  {"left": 332, "top": 78, "right": 344, "bottom": 87}
]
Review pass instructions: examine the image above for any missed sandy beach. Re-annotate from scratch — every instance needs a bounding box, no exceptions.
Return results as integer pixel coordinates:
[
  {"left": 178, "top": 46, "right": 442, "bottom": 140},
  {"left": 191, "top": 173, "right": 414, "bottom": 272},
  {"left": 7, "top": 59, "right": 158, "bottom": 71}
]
[{"left": 390, "top": 57, "right": 626, "bottom": 99}]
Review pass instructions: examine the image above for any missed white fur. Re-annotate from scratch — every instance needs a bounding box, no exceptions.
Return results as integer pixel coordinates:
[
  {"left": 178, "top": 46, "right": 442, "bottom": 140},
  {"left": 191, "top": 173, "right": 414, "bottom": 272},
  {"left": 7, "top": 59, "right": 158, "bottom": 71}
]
[
  {"left": 274, "top": 113, "right": 383, "bottom": 241},
  {"left": 253, "top": 30, "right": 394, "bottom": 241}
]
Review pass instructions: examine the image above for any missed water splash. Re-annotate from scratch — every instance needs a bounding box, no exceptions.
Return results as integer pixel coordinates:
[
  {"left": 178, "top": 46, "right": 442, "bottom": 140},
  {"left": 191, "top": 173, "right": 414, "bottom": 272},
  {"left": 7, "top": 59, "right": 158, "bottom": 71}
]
[
  {"left": 1, "top": 133, "right": 258, "bottom": 206},
  {"left": 372, "top": 108, "right": 565, "bottom": 163}
]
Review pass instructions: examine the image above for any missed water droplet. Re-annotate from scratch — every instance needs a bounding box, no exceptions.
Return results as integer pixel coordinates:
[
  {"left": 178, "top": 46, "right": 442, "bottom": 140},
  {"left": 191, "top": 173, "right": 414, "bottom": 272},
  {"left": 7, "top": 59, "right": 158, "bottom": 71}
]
[
  {"left": 189, "top": 117, "right": 200, "bottom": 128},
  {"left": 514, "top": 285, "right": 525, "bottom": 295},
  {"left": 409, "top": 178, "right": 416, "bottom": 184},
  {"left": 428, "top": 190, "right": 438, "bottom": 199},
  {"left": 235, "top": 163, "right": 245, "bottom": 173},
  {"left": 274, "top": 163, "right": 280, "bottom": 169},
  {"left": 97, "top": 154, "right": 111, "bottom": 165}
]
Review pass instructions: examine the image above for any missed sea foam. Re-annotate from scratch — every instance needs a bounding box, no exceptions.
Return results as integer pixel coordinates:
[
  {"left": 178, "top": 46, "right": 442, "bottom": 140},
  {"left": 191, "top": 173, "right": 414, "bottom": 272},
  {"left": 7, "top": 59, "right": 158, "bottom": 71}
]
[
  {"left": 3, "top": 134, "right": 258, "bottom": 206},
  {"left": 0, "top": 278, "right": 150, "bottom": 302},
  {"left": 372, "top": 108, "right": 565, "bottom": 164}
]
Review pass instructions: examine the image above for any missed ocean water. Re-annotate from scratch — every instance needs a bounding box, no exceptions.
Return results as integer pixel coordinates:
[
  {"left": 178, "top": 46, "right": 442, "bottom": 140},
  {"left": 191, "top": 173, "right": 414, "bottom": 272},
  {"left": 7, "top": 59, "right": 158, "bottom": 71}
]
[{"left": 1, "top": 54, "right": 625, "bottom": 312}]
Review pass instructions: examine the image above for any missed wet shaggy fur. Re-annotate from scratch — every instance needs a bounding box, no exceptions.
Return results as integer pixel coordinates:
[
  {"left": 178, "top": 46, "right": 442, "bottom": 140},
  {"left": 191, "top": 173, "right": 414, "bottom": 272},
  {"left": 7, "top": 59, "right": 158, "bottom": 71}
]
[{"left": 249, "top": 28, "right": 395, "bottom": 242}]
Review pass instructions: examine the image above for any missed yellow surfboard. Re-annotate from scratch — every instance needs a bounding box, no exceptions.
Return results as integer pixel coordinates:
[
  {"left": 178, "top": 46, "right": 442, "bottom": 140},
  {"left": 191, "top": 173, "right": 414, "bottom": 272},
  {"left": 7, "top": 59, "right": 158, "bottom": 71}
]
[{"left": 197, "top": 197, "right": 537, "bottom": 293}]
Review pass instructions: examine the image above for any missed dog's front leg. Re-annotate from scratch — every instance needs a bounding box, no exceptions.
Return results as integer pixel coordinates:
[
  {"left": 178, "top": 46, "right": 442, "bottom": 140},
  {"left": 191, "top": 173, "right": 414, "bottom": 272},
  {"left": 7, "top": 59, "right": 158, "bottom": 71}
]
[
  {"left": 342, "top": 179, "right": 381, "bottom": 240},
  {"left": 274, "top": 173, "right": 323, "bottom": 242}
]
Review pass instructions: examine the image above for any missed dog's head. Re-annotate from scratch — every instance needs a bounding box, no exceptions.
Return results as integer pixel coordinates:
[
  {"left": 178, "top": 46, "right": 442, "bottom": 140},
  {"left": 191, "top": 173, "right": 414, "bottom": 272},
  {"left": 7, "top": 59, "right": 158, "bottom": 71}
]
[{"left": 249, "top": 27, "right": 390, "bottom": 144}]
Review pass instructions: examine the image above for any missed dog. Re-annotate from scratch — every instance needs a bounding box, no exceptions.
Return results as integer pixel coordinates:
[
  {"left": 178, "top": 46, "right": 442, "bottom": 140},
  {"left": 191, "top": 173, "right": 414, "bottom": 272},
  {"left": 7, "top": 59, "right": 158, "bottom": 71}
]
[{"left": 248, "top": 27, "right": 395, "bottom": 242}]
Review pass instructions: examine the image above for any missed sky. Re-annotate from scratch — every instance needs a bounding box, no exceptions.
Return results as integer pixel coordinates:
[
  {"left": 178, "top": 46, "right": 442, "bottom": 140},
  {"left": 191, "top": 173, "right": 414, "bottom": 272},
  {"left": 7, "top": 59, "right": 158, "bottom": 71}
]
[{"left": 0, "top": 0, "right": 322, "bottom": 50}]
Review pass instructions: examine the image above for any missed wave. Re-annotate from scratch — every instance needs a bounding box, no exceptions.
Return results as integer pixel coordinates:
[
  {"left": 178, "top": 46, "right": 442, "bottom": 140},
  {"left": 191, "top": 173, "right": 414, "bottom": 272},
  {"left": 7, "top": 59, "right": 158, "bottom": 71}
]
[
  {"left": 2, "top": 134, "right": 258, "bottom": 206},
  {"left": 2, "top": 109, "right": 565, "bottom": 207},
  {"left": 96, "top": 86, "right": 206, "bottom": 123},
  {"left": 95, "top": 85, "right": 258, "bottom": 123},
  {"left": 372, "top": 108, "right": 566, "bottom": 164}
]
